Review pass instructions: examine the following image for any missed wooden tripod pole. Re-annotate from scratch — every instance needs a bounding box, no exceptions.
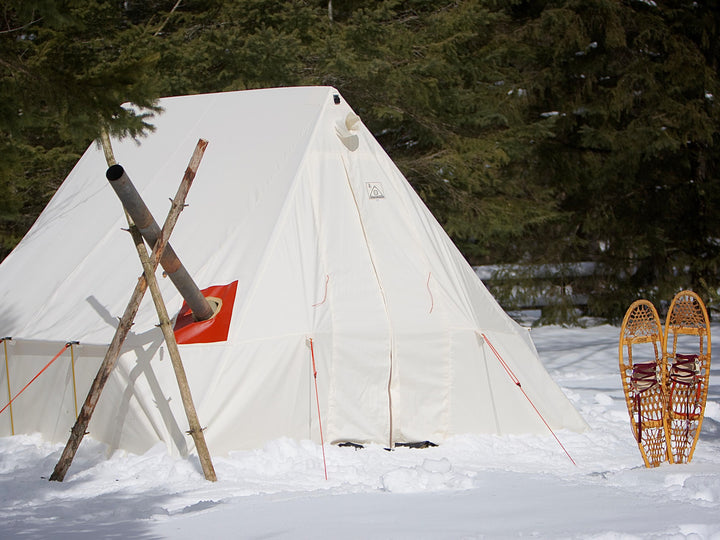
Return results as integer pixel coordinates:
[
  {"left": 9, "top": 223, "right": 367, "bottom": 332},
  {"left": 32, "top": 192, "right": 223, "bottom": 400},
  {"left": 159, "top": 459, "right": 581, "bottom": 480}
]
[
  {"left": 126, "top": 144, "right": 216, "bottom": 482},
  {"left": 49, "top": 138, "right": 208, "bottom": 482}
]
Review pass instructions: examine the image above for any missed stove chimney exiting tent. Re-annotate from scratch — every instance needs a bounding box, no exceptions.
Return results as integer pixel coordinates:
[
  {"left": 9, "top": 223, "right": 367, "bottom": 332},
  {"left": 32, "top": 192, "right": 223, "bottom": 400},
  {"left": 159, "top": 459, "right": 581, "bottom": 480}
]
[{"left": 106, "top": 164, "right": 215, "bottom": 322}]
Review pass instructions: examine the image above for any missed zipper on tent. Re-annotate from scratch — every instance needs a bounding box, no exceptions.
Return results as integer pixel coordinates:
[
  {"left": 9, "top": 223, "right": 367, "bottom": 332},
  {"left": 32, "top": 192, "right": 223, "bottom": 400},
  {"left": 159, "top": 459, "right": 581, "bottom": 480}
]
[{"left": 340, "top": 154, "right": 395, "bottom": 449}]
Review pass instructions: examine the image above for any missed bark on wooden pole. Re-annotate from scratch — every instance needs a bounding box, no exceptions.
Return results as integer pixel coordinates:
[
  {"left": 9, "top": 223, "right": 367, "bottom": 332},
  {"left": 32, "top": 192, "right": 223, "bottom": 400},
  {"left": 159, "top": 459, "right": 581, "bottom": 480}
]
[
  {"left": 49, "top": 139, "right": 208, "bottom": 482},
  {"left": 125, "top": 150, "right": 217, "bottom": 482}
]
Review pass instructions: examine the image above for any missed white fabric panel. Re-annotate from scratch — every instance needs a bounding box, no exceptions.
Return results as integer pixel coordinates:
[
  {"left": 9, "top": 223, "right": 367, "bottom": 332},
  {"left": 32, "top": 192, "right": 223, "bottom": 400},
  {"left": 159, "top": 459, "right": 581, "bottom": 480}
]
[
  {"left": 0, "top": 340, "right": 104, "bottom": 441},
  {"left": 448, "top": 331, "right": 504, "bottom": 433},
  {"left": 85, "top": 331, "right": 191, "bottom": 455},
  {"left": 478, "top": 330, "right": 588, "bottom": 432},
  {"left": 337, "top": 124, "right": 450, "bottom": 444},
  {"left": 195, "top": 338, "right": 313, "bottom": 455},
  {"left": 308, "top": 113, "right": 392, "bottom": 445},
  {"left": 0, "top": 88, "right": 328, "bottom": 344},
  {"left": 334, "top": 108, "right": 587, "bottom": 440}
]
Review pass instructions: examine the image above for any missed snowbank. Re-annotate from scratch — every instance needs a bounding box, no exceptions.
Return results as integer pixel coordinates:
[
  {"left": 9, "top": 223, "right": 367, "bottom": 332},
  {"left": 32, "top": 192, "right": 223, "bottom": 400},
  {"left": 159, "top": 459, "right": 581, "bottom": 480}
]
[{"left": 1, "top": 324, "right": 718, "bottom": 538}]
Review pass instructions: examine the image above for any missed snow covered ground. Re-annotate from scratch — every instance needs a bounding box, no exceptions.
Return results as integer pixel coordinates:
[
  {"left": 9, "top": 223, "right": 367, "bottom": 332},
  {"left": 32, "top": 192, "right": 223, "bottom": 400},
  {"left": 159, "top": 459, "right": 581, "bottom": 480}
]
[{"left": 1, "top": 323, "right": 719, "bottom": 539}]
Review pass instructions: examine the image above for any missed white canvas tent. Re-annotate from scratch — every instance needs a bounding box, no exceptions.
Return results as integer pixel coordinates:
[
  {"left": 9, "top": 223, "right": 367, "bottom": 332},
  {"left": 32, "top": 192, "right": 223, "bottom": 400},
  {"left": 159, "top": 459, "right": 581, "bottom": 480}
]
[{"left": 0, "top": 87, "right": 586, "bottom": 456}]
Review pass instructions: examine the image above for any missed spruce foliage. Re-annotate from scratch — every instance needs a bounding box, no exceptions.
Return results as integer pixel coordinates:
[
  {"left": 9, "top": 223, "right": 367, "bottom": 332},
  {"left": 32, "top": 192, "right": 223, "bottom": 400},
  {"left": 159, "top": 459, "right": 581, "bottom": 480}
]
[
  {"left": 503, "top": 0, "right": 720, "bottom": 318},
  {"left": 1, "top": 0, "right": 719, "bottom": 321}
]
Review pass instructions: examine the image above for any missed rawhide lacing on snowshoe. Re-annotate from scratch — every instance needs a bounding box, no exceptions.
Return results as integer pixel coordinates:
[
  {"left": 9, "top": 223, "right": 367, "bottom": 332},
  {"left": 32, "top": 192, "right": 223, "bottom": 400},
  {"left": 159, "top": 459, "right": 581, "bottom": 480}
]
[
  {"left": 631, "top": 361, "right": 661, "bottom": 443},
  {"left": 669, "top": 353, "right": 701, "bottom": 440}
]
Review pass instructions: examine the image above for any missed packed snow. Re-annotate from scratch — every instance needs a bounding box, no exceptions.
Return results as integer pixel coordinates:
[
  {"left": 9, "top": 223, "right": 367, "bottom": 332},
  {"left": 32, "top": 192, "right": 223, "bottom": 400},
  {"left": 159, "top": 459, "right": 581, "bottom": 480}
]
[{"left": 1, "top": 322, "right": 719, "bottom": 539}]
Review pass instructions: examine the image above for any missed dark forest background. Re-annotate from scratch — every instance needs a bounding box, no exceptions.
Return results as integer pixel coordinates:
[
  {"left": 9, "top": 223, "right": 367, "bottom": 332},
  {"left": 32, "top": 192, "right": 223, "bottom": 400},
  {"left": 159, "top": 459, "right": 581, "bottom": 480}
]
[{"left": 2, "top": 0, "right": 719, "bottom": 322}]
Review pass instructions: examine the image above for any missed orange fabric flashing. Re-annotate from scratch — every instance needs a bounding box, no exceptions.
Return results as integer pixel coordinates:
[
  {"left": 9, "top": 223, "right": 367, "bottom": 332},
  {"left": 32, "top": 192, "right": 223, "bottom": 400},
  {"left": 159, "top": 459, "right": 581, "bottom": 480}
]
[{"left": 174, "top": 281, "right": 238, "bottom": 344}]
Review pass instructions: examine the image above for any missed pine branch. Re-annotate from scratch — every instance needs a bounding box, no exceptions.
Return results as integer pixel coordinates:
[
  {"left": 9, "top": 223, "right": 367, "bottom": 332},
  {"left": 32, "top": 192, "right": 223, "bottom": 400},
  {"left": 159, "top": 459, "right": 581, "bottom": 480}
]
[
  {"left": 153, "top": 0, "right": 182, "bottom": 37},
  {"left": 0, "top": 17, "right": 42, "bottom": 35},
  {"left": 0, "top": 56, "right": 30, "bottom": 76}
]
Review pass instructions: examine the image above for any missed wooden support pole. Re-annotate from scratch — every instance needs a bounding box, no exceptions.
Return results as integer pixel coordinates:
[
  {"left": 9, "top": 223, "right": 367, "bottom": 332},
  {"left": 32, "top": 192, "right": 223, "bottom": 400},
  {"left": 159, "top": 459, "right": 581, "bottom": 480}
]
[
  {"left": 105, "top": 129, "right": 214, "bottom": 478},
  {"left": 69, "top": 343, "right": 79, "bottom": 419},
  {"left": 49, "top": 139, "right": 207, "bottom": 482},
  {"left": 2, "top": 339, "right": 14, "bottom": 435},
  {"left": 126, "top": 149, "right": 216, "bottom": 482}
]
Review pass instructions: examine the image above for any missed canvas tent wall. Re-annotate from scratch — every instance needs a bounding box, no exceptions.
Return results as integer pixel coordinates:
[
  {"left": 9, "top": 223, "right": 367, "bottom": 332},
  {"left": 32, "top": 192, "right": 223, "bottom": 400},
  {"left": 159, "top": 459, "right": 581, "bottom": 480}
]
[{"left": 0, "top": 87, "right": 586, "bottom": 456}]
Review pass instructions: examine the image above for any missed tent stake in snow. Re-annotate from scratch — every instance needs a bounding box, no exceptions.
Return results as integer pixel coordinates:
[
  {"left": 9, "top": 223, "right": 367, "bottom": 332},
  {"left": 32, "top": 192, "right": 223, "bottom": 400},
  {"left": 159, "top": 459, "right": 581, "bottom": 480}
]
[{"left": 49, "top": 139, "right": 209, "bottom": 482}]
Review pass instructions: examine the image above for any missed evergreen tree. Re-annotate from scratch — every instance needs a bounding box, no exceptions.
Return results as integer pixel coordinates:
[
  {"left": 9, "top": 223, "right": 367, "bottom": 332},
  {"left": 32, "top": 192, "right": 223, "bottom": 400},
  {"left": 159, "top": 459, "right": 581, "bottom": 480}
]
[
  {"left": 501, "top": 0, "right": 720, "bottom": 319},
  {"left": 315, "top": 0, "right": 561, "bottom": 263},
  {"left": 3, "top": 0, "right": 719, "bottom": 322},
  {"left": 0, "top": 0, "right": 161, "bottom": 258}
]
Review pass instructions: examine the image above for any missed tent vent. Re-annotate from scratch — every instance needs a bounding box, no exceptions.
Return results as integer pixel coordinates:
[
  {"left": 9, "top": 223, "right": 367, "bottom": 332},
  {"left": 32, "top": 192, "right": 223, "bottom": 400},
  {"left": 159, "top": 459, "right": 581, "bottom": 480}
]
[{"left": 333, "top": 94, "right": 340, "bottom": 104}]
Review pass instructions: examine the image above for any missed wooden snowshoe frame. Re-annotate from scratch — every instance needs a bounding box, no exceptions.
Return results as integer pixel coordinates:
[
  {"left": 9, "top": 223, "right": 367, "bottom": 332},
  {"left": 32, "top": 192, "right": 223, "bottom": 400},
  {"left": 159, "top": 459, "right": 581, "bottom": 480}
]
[
  {"left": 619, "top": 300, "right": 668, "bottom": 468},
  {"left": 663, "top": 290, "right": 711, "bottom": 464}
]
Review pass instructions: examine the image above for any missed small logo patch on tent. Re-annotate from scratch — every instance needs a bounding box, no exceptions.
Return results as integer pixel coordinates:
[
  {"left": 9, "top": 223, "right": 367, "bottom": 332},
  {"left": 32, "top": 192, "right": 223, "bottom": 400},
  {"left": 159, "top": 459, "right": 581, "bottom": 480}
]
[{"left": 367, "top": 182, "right": 385, "bottom": 199}]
